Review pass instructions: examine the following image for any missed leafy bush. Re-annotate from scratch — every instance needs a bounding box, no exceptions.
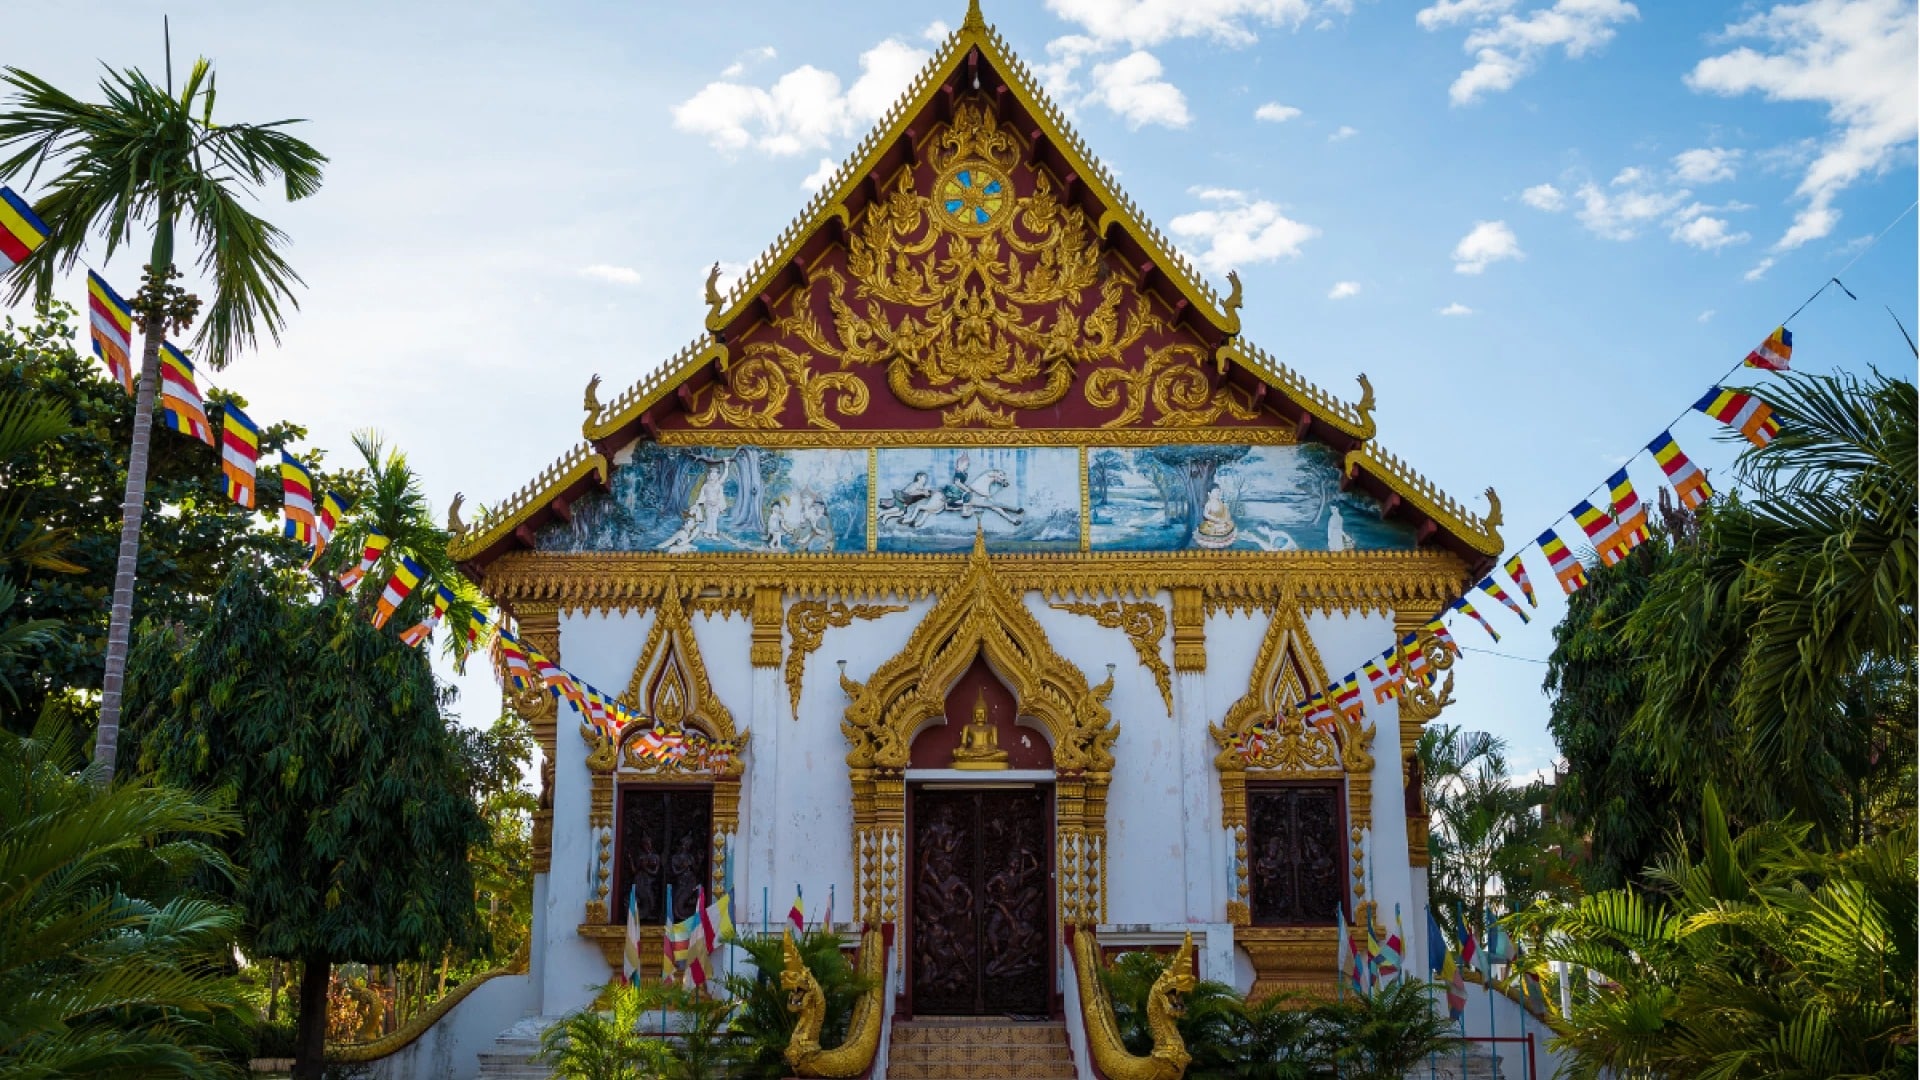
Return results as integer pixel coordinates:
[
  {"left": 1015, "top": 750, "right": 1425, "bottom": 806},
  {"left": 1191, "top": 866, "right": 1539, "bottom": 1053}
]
[{"left": 726, "top": 929, "right": 876, "bottom": 1080}]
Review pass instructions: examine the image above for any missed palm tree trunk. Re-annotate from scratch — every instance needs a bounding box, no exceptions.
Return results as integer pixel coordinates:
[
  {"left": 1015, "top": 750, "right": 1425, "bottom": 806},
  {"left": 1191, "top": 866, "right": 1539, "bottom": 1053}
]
[{"left": 92, "top": 313, "right": 166, "bottom": 784}]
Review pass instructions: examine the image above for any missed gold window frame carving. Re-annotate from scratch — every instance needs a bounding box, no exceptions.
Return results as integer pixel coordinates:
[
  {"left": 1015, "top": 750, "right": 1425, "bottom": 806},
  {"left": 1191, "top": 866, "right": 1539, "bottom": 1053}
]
[{"left": 838, "top": 534, "right": 1117, "bottom": 927}]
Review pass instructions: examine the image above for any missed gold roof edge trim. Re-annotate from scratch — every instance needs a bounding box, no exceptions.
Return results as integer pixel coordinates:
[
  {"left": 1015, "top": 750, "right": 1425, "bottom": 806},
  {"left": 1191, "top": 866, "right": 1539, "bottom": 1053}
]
[
  {"left": 582, "top": 335, "right": 727, "bottom": 444},
  {"left": 1220, "top": 339, "right": 1375, "bottom": 440},
  {"left": 449, "top": 442, "right": 610, "bottom": 562},
  {"left": 1343, "top": 442, "right": 1503, "bottom": 557},
  {"left": 705, "top": 5, "right": 1235, "bottom": 335}
]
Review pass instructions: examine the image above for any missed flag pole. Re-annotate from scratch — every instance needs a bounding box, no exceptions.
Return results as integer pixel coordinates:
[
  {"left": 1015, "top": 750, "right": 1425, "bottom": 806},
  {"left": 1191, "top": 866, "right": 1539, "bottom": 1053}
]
[
  {"left": 663, "top": 883, "right": 673, "bottom": 1034},
  {"left": 1485, "top": 908, "right": 1497, "bottom": 1069},
  {"left": 762, "top": 885, "right": 769, "bottom": 940}
]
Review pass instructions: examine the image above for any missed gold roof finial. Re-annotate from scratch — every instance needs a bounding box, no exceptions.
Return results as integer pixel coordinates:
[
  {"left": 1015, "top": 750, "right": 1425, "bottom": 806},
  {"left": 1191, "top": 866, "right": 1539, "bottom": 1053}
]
[{"left": 962, "top": 0, "right": 986, "bottom": 33}]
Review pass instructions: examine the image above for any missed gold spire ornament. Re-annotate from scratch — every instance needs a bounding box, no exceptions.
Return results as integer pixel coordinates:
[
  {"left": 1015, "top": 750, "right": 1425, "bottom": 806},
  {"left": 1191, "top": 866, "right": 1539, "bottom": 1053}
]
[{"left": 950, "top": 685, "right": 1009, "bottom": 769}]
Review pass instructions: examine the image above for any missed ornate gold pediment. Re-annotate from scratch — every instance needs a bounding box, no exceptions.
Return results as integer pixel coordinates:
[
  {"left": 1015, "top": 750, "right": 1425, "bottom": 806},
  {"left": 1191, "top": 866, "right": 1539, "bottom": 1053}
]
[{"left": 607, "top": 579, "right": 747, "bottom": 779}]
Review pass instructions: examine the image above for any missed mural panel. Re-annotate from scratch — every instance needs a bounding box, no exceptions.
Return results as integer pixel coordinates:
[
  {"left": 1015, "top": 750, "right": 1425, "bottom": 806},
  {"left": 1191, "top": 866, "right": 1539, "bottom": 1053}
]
[
  {"left": 875, "top": 447, "right": 1080, "bottom": 553},
  {"left": 535, "top": 445, "right": 867, "bottom": 554},
  {"left": 1088, "top": 444, "right": 1415, "bottom": 552}
]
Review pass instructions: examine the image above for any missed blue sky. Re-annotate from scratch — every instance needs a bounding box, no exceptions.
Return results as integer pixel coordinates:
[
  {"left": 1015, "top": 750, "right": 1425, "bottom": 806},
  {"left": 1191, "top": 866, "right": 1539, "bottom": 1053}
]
[{"left": 7, "top": 0, "right": 1916, "bottom": 776}]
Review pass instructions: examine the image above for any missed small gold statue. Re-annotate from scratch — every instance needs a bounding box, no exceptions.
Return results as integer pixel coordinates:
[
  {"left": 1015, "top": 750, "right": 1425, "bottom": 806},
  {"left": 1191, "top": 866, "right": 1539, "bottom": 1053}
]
[{"left": 951, "top": 687, "right": 1009, "bottom": 770}]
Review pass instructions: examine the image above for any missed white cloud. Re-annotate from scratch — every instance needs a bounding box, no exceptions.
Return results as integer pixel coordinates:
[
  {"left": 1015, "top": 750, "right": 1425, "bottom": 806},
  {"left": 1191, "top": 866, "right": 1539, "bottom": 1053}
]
[
  {"left": 1744, "top": 256, "right": 1777, "bottom": 281},
  {"left": 719, "top": 45, "right": 778, "bottom": 79},
  {"left": 800, "top": 157, "right": 837, "bottom": 192},
  {"left": 1328, "top": 125, "right": 1358, "bottom": 141},
  {"left": 1438, "top": 301, "right": 1475, "bottom": 315},
  {"left": 672, "top": 36, "right": 929, "bottom": 157},
  {"left": 1670, "top": 213, "right": 1751, "bottom": 251},
  {"left": 1328, "top": 280, "right": 1361, "bottom": 299},
  {"left": 1085, "top": 50, "right": 1191, "bottom": 128},
  {"left": 1451, "top": 220, "right": 1523, "bottom": 274},
  {"left": 1255, "top": 102, "right": 1302, "bottom": 122},
  {"left": 1686, "top": 0, "right": 1918, "bottom": 251},
  {"left": 579, "top": 264, "right": 643, "bottom": 286},
  {"left": 1698, "top": 309, "right": 1716, "bottom": 322},
  {"left": 1417, "top": 0, "right": 1641, "bottom": 105},
  {"left": 1671, "top": 147, "right": 1742, "bottom": 184},
  {"left": 1520, "top": 182, "right": 1565, "bottom": 210},
  {"left": 1045, "top": 0, "right": 1314, "bottom": 49},
  {"left": 1168, "top": 188, "right": 1320, "bottom": 274},
  {"left": 923, "top": 20, "right": 952, "bottom": 41},
  {"left": 1573, "top": 173, "right": 1690, "bottom": 240}
]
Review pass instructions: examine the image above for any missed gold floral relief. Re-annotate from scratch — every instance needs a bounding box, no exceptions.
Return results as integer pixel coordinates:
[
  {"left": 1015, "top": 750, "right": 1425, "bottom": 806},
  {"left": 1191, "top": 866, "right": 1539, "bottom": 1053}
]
[
  {"left": 1048, "top": 600, "right": 1173, "bottom": 715},
  {"left": 1084, "top": 343, "right": 1260, "bottom": 430},
  {"left": 784, "top": 600, "right": 908, "bottom": 718}
]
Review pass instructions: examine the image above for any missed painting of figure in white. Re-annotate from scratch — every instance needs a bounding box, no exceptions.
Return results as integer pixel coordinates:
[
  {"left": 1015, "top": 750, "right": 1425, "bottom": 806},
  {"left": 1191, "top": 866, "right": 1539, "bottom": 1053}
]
[
  {"left": 1088, "top": 444, "right": 1413, "bottom": 552},
  {"left": 876, "top": 448, "right": 1078, "bottom": 552},
  {"left": 534, "top": 444, "right": 867, "bottom": 554}
]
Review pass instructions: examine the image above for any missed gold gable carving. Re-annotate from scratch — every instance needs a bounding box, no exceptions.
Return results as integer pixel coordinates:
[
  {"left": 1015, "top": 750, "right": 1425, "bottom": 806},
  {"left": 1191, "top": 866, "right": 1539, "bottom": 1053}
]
[{"left": 618, "top": 580, "right": 741, "bottom": 755}]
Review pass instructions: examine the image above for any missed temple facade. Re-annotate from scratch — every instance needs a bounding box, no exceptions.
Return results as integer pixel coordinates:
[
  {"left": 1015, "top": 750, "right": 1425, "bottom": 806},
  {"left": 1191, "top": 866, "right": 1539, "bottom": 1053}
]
[{"left": 364, "top": 7, "right": 1558, "bottom": 1078}]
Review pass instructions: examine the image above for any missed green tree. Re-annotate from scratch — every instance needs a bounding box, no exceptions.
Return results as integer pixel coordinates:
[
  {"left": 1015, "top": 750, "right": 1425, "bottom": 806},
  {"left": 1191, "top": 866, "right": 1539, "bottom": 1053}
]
[
  {"left": 0, "top": 305, "right": 319, "bottom": 729},
  {"left": 1514, "top": 788, "right": 1916, "bottom": 1079},
  {"left": 535, "top": 980, "right": 675, "bottom": 1080},
  {"left": 0, "top": 707, "right": 249, "bottom": 1078},
  {"left": 0, "top": 57, "right": 326, "bottom": 781},
  {"left": 1418, "top": 724, "right": 1567, "bottom": 945},
  {"left": 727, "top": 928, "right": 876, "bottom": 1079},
  {"left": 1625, "top": 371, "right": 1916, "bottom": 844}
]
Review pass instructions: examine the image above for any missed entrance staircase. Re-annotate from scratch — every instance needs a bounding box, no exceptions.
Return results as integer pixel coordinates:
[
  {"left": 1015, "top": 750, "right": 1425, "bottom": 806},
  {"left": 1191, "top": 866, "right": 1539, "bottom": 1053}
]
[
  {"left": 473, "top": 1015, "right": 550, "bottom": 1079},
  {"left": 886, "top": 1018, "right": 1076, "bottom": 1080}
]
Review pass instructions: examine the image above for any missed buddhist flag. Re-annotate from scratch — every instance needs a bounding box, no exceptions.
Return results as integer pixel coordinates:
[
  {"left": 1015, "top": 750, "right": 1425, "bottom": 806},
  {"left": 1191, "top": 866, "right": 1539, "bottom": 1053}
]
[
  {"left": 372, "top": 555, "right": 426, "bottom": 629},
  {"left": 1336, "top": 674, "right": 1365, "bottom": 719},
  {"left": 1442, "top": 951, "right": 1467, "bottom": 1021},
  {"left": 1694, "top": 385, "right": 1779, "bottom": 447},
  {"left": 401, "top": 585, "right": 454, "bottom": 647},
  {"left": 86, "top": 271, "right": 135, "bottom": 395},
  {"left": 1648, "top": 432, "right": 1713, "bottom": 510},
  {"left": 1399, "top": 633, "right": 1431, "bottom": 686},
  {"left": 218, "top": 403, "right": 262, "bottom": 509},
  {"left": 1305, "top": 691, "right": 1336, "bottom": 731},
  {"left": 1573, "top": 499, "right": 1626, "bottom": 567},
  {"left": 1503, "top": 554, "right": 1537, "bottom": 608},
  {"left": 1450, "top": 596, "right": 1499, "bottom": 643},
  {"left": 338, "top": 530, "right": 389, "bottom": 589},
  {"left": 312, "top": 492, "right": 350, "bottom": 566},
  {"left": 703, "top": 891, "right": 735, "bottom": 950},
  {"left": 158, "top": 343, "right": 215, "bottom": 446},
  {"left": 1606, "top": 469, "right": 1651, "bottom": 552},
  {"left": 1744, "top": 326, "right": 1792, "bottom": 372},
  {"left": 1383, "top": 647, "right": 1404, "bottom": 689},
  {"left": 279, "top": 454, "right": 317, "bottom": 544},
  {"left": 467, "top": 608, "right": 492, "bottom": 649},
  {"left": 0, "top": 186, "right": 49, "bottom": 273},
  {"left": 1457, "top": 902, "right": 1479, "bottom": 969},
  {"left": 1478, "top": 575, "right": 1530, "bottom": 624},
  {"left": 1362, "top": 658, "right": 1396, "bottom": 704},
  {"left": 1422, "top": 618, "right": 1459, "bottom": 656},
  {"left": 622, "top": 886, "right": 644, "bottom": 986},
  {"left": 1537, "top": 528, "right": 1588, "bottom": 594},
  {"left": 497, "top": 633, "right": 535, "bottom": 690},
  {"left": 788, "top": 885, "right": 805, "bottom": 931}
]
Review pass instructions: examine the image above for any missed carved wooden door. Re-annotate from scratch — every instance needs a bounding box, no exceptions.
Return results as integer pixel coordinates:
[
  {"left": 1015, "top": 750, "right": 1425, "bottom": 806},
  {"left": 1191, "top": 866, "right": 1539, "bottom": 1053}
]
[
  {"left": 910, "top": 785, "right": 1051, "bottom": 1015},
  {"left": 615, "top": 786, "right": 712, "bottom": 924},
  {"left": 1247, "top": 784, "right": 1344, "bottom": 926}
]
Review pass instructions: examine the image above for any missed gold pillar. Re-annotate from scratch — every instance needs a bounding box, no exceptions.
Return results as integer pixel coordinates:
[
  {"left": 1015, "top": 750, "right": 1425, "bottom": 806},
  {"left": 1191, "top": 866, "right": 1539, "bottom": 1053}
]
[
  {"left": 1171, "top": 586, "right": 1205, "bottom": 672},
  {"left": 751, "top": 586, "right": 783, "bottom": 668},
  {"left": 516, "top": 602, "right": 562, "bottom": 874}
]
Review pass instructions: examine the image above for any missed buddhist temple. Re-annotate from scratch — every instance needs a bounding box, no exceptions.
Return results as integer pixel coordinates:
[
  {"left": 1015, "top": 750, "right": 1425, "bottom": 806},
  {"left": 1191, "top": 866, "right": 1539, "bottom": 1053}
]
[{"left": 365, "top": 5, "right": 1560, "bottom": 1077}]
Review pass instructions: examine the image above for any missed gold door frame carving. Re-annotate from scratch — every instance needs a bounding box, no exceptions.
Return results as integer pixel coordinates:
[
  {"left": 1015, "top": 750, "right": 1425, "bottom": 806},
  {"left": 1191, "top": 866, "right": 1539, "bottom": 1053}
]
[
  {"left": 577, "top": 583, "right": 748, "bottom": 965},
  {"left": 1209, "top": 602, "right": 1377, "bottom": 1001},
  {"left": 838, "top": 534, "right": 1116, "bottom": 926}
]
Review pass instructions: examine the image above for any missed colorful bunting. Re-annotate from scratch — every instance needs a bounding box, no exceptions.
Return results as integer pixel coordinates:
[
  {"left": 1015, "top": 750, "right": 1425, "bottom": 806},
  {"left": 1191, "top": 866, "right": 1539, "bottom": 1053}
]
[
  {"left": 1478, "top": 575, "right": 1530, "bottom": 624},
  {"left": 1422, "top": 618, "right": 1459, "bottom": 656},
  {"left": 86, "top": 271, "right": 135, "bottom": 395},
  {"left": 1450, "top": 596, "right": 1499, "bottom": 643},
  {"left": 1606, "top": 469, "right": 1651, "bottom": 552},
  {"left": 372, "top": 555, "right": 426, "bottom": 630},
  {"left": 158, "top": 343, "right": 215, "bottom": 446},
  {"left": 1443, "top": 951, "right": 1467, "bottom": 1021},
  {"left": 1648, "top": 431, "right": 1713, "bottom": 509},
  {"left": 219, "top": 403, "right": 262, "bottom": 509},
  {"left": 1744, "top": 326, "right": 1792, "bottom": 372},
  {"left": 497, "top": 633, "right": 535, "bottom": 690},
  {"left": 313, "top": 492, "right": 350, "bottom": 565},
  {"left": 279, "top": 454, "right": 317, "bottom": 544},
  {"left": 1333, "top": 674, "right": 1364, "bottom": 719},
  {"left": 1399, "top": 634, "right": 1431, "bottom": 686},
  {"left": 1305, "top": 691, "right": 1336, "bottom": 730},
  {"left": 1572, "top": 499, "right": 1626, "bottom": 567},
  {"left": 1537, "top": 529, "right": 1588, "bottom": 594},
  {"left": 401, "top": 585, "right": 454, "bottom": 647},
  {"left": 467, "top": 607, "right": 492, "bottom": 649},
  {"left": 338, "top": 530, "right": 389, "bottom": 589},
  {"left": 1362, "top": 658, "right": 1397, "bottom": 704},
  {"left": 1503, "top": 554, "right": 1537, "bottom": 608},
  {"left": 1694, "top": 385, "right": 1779, "bottom": 447},
  {"left": 0, "top": 186, "right": 49, "bottom": 273}
]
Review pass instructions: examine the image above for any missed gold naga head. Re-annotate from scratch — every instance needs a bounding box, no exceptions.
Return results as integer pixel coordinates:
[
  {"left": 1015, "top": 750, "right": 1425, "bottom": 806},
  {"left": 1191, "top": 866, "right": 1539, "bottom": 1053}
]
[
  {"left": 779, "top": 929, "right": 816, "bottom": 1011},
  {"left": 1156, "top": 931, "right": 1198, "bottom": 1013}
]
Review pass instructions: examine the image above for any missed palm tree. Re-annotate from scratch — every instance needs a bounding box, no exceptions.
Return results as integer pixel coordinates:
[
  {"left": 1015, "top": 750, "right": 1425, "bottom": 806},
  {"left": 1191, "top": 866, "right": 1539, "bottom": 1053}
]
[
  {"left": 0, "top": 703, "right": 249, "bottom": 1076},
  {"left": 1418, "top": 725, "right": 1566, "bottom": 944},
  {"left": 0, "top": 58, "right": 325, "bottom": 782}
]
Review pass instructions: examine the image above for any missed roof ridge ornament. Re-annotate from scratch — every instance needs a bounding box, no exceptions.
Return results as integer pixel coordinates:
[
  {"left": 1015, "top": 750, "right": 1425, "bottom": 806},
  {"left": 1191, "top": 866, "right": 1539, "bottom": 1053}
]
[{"left": 962, "top": 0, "right": 987, "bottom": 33}]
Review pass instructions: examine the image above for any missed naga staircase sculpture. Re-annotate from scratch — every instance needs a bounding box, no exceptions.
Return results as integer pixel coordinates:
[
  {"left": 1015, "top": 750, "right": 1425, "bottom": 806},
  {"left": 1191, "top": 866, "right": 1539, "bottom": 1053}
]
[
  {"left": 782, "top": 927, "right": 886, "bottom": 1078},
  {"left": 1071, "top": 927, "right": 1196, "bottom": 1080}
]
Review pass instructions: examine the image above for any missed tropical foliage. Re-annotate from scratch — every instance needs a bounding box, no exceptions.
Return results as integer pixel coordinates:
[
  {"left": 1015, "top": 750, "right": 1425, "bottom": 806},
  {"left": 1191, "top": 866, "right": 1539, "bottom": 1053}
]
[
  {"left": 537, "top": 979, "right": 740, "bottom": 1080},
  {"left": 726, "top": 929, "right": 872, "bottom": 1080},
  {"left": 1419, "top": 723, "right": 1571, "bottom": 945},
  {"left": 0, "top": 708, "right": 248, "bottom": 1078}
]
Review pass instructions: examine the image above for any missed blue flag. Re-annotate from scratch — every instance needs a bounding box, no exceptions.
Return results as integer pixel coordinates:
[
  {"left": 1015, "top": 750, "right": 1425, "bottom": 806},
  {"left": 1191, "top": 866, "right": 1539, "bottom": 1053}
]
[{"left": 1427, "top": 906, "right": 1448, "bottom": 974}]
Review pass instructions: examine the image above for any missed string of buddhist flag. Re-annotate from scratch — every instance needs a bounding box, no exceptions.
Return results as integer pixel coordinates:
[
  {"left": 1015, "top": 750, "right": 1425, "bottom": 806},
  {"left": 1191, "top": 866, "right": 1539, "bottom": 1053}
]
[{"left": 1234, "top": 323, "right": 1797, "bottom": 761}]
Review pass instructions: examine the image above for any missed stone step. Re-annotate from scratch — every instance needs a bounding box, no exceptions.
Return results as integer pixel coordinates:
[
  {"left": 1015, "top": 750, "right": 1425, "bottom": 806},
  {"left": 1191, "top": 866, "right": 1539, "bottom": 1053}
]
[
  {"left": 887, "top": 1020, "right": 1075, "bottom": 1080},
  {"left": 888, "top": 1041, "right": 1075, "bottom": 1066},
  {"left": 890, "top": 1021, "right": 1068, "bottom": 1047}
]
